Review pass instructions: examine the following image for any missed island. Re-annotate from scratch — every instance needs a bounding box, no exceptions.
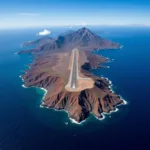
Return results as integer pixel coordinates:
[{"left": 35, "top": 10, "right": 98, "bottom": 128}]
[{"left": 19, "top": 27, "right": 125, "bottom": 123}]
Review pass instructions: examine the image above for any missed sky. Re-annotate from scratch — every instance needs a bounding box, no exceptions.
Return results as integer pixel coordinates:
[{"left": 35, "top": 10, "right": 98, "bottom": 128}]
[{"left": 0, "top": 0, "right": 150, "bottom": 28}]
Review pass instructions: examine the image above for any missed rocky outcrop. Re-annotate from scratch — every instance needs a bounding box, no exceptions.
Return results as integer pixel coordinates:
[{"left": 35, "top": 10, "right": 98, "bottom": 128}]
[
  {"left": 22, "top": 68, "right": 123, "bottom": 122},
  {"left": 82, "top": 52, "right": 109, "bottom": 70},
  {"left": 22, "top": 36, "right": 54, "bottom": 47},
  {"left": 19, "top": 27, "right": 121, "bottom": 54}
]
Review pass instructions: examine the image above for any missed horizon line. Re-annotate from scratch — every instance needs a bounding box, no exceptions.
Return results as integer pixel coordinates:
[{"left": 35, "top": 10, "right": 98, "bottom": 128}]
[{"left": 0, "top": 24, "right": 150, "bottom": 29}]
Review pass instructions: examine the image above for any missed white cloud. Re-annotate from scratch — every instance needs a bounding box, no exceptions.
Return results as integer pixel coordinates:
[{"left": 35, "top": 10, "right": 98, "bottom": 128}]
[
  {"left": 37, "top": 29, "right": 51, "bottom": 36},
  {"left": 18, "top": 13, "right": 39, "bottom": 16}
]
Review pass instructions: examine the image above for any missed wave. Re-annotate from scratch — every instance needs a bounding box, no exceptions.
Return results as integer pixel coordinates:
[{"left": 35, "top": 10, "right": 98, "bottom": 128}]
[{"left": 20, "top": 74, "right": 127, "bottom": 125}]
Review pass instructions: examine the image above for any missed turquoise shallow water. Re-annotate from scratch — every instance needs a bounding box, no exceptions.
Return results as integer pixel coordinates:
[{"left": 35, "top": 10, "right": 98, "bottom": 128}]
[{"left": 0, "top": 27, "right": 150, "bottom": 150}]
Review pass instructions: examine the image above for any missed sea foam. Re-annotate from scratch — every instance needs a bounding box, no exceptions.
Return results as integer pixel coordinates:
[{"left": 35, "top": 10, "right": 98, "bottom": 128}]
[{"left": 20, "top": 74, "right": 127, "bottom": 124}]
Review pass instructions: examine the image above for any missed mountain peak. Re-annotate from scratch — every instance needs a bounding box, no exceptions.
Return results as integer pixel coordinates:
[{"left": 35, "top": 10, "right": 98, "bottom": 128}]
[
  {"left": 78, "top": 27, "right": 90, "bottom": 32},
  {"left": 76, "top": 27, "right": 94, "bottom": 38},
  {"left": 19, "top": 27, "right": 121, "bottom": 54},
  {"left": 82, "top": 27, "right": 88, "bottom": 30}
]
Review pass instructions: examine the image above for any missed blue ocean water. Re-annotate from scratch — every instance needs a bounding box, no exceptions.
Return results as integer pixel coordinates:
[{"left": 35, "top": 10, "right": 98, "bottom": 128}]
[{"left": 0, "top": 27, "right": 150, "bottom": 150}]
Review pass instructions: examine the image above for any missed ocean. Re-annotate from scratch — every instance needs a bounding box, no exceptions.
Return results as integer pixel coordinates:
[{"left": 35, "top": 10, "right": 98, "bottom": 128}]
[{"left": 0, "top": 26, "right": 150, "bottom": 150}]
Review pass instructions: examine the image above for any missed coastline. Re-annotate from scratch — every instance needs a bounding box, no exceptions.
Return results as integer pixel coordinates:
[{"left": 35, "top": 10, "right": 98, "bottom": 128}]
[
  {"left": 18, "top": 33, "right": 126, "bottom": 125},
  {"left": 20, "top": 72, "right": 127, "bottom": 125},
  {"left": 20, "top": 75, "right": 86, "bottom": 125},
  {"left": 19, "top": 45, "right": 127, "bottom": 125}
]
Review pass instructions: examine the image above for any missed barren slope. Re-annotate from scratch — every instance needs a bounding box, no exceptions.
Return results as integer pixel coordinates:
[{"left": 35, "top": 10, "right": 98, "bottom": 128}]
[{"left": 20, "top": 27, "right": 124, "bottom": 123}]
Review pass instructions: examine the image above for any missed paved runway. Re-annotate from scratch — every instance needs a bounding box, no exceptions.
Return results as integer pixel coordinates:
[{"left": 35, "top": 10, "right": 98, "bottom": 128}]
[{"left": 70, "top": 49, "right": 78, "bottom": 89}]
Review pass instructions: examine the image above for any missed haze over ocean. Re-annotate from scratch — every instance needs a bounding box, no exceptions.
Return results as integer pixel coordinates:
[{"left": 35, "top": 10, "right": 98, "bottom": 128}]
[
  {"left": 0, "top": 26, "right": 150, "bottom": 150},
  {"left": 1, "top": 0, "right": 150, "bottom": 28}
]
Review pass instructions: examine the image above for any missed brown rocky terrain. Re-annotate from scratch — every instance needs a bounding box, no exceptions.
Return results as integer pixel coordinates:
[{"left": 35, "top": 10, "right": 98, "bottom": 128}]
[
  {"left": 19, "top": 27, "right": 121, "bottom": 54},
  {"left": 19, "top": 27, "right": 124, "bottom": 123}
]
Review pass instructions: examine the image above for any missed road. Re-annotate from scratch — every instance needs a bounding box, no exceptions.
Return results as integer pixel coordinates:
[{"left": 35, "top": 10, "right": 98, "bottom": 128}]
[{"left": 70, "top": 49, "right": 78, "bottom": 89}]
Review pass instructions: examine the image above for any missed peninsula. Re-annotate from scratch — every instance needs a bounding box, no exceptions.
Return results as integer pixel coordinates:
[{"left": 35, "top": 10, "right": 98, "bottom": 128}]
[{"left": 19, "top": 27, "right": 125, "bottom": 123}]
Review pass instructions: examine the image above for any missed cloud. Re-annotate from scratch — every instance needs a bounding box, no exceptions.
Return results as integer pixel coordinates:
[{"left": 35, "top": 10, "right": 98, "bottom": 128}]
[
  {"left": 37, "top": 29, "right": 51, "bottom": 36},
  {"left": 18, "top": 13, "right": 39, "bottom": 16}
]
